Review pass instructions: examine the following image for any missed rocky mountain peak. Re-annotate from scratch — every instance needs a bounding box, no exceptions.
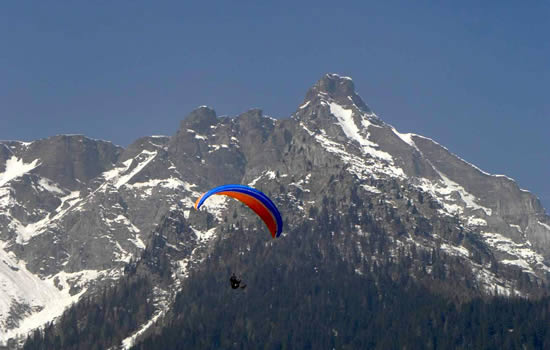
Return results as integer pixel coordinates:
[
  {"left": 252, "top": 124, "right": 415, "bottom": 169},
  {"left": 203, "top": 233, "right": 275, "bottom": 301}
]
[
  {"left": 300, "top": 73, "right": 373, "bottom": 117},
  {"left": 3, "top": 74, "right": 550, "bottom": 345},
  {"left": 179, "top": 106, "right": 218, "bottom": 134},
  {"left": 236, "top": 108, "right": 270, "bottom": 129},
  {"left": 312, "top": 73, "right": 355, "bottom": 96},
  {"left": 239, "top": 108, "right": 263, "bottom": 120},
  {"left": 0, "top": 135, "right": 122, "bottom": 191}
]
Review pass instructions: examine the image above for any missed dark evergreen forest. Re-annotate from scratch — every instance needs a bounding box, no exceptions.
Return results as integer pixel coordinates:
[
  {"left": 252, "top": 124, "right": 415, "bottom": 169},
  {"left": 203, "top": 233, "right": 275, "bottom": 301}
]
[
  {"left": 133, "top": 270, "right": 550, "bottom": 350},
  {"left": 22, "top": 195, "right": 550, "bottom": 350}
]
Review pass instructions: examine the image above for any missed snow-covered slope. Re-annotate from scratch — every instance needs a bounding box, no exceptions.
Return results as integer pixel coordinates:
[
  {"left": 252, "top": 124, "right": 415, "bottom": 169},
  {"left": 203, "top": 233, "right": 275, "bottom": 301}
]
[
  {"left": 1, "top": 74, "right": 550, "bottom": 345},
  {"left": 294, "top": 73, "right": 550, "bottom": 294}
]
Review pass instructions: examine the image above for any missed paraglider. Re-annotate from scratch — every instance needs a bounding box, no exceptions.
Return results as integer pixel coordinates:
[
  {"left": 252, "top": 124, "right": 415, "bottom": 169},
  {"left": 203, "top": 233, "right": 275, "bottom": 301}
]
[
  {"left": 194, "top": 184, "right": 283, "bottom": 290},
  {"left": 194, "top": 184, "right": 283, "bottom": 238}
]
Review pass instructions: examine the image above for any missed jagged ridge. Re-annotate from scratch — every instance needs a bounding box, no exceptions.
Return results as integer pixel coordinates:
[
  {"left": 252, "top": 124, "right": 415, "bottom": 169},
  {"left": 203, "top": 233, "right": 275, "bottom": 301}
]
[{"left": 0, "top": 73, "right": 549, "bottom": 346}]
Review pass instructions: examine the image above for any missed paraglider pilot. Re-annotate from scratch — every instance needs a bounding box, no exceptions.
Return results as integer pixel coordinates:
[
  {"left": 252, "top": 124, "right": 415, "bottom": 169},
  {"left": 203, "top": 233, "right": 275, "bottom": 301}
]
[{"left": 230, "top": 273, "right": 246, "bottom": 289}]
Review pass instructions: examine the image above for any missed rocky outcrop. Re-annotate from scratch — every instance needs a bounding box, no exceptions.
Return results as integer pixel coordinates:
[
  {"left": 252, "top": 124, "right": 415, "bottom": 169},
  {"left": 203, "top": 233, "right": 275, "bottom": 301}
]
[{"left": 1, "top": 73, "right": 550, "bottom": 343}]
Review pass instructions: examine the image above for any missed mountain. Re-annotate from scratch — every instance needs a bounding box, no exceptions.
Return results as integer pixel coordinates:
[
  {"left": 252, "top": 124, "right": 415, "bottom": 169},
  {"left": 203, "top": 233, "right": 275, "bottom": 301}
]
[{"left": 0, "top": 73, "right": 549, "bottom": 348}]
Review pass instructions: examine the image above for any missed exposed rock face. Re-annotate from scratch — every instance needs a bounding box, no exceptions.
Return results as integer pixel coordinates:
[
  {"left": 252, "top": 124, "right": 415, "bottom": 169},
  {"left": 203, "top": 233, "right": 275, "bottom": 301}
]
[
  {"left": 293, "top": 75, "right": 550, "bottom": 286},
  {"left": 26, "top": 135, "right": 121, "bottom": 189},
  {"left": 1, "top": 73, "right": 549, "bottom": 343}
]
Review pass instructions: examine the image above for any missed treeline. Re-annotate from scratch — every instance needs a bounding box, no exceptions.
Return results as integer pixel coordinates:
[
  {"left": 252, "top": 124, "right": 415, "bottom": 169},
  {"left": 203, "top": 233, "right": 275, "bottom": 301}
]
[
  {"left": 20, "top": 189, "right": 550, "bottom": 349},
  {"left": 21, "top": 211, "right": 183, "bottom": 350},
  {"left": 22, "top": 274, "right": 155, "bottom": 350},
  {"left": 129, "top": 192, "right": 550, "bottom": 350},
  {"left": 131, "top": 259, "right": 550, "bottom": 350}
]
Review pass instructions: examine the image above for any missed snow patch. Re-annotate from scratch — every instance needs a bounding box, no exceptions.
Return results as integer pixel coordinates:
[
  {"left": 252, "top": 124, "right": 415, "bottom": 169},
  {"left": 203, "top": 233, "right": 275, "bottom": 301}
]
[
  {"left": 115, "top": 151, "right": 157, "bottom": 188},
  {"left": 37, "top": 178, "right": 64, "bottom": 195},
  {"left": 391, "top": 127, "right": 417, "bottom": 148},
  {"left": 101, "top": 151, "right": 157, "bottom": 190},
  {"left": 440, "top": 243, "right": 469, "bottom": 258},
  {"left": 538, "top": 221, "right": 550, "bottom": 231},
  {"left": 416, "top": 170, "right": 492, "bottom": 219},
  {"left": 481, "top": 231, "right": 548, "bottom": 273},
  {"left": 248, "top": 170, "right": 276, "bottom": 187},
  {"left": 0, "top": 257, "right": 105, "bottom": 343},
  {"left": 197, "top": 195, "right": 228, "bottom": 221},
  {"left": 0, "top": 187, "right": 15, "bottom": 209},
  {"left": 467, "top": 217, "right": 487, "bottom": 226},
  {"left": 208, "top": 144, "right": 229, "bottom": 153},
  {"left": 437, "top": 172, "right": 492, "bottom": 215},
  {"left": 105, "top": 215, "right": 140, "bottom": 233},
  {"left": 329, "top": 102, "right": 393, "bottom": 162},
  {"left": 127, "top": 178, "right": 186, "bottom": 196},
  {"left": 310, "top": 127, "right": 405, "bottom": 179},
  {"left": 326, "top": 73, "right": 352, "bottom": 81},
  {"left": 128, "top": 235, "right": 146, "bottom": 250},
  {"left": 501, "top": 259, "right": 532, "bottom": 271},
  {"left": 120, "top": 309, "right": 164, "bottom": 349},
  {"left": 113, "top": 241, "right": 131, "bottom": 263},
  {"left": 0, "top": 157, "right": 40, "bottom": 187},
  {"left": 473, "top": 267, "right": 517, "bottom": 296},
  {"left": 14, "top": 191, "right": 81, "bottom": 244},
  {"left": 185, "top": 129, "right": 207, "bottom": 140},
  {"left": 248, "top": 174, "right": 263, "bottom": 187},
  {"left": 191, "top": 227, "right": 217, "bottom": 241},
  {"left": 289, "top": 174, "right": 311, "bottom": 193},
  {"left": 265, "top": 170, "right": 276, "bottom": 180},
  {"left": 361, "top": 184, "right": 381, "bottom": 194}
]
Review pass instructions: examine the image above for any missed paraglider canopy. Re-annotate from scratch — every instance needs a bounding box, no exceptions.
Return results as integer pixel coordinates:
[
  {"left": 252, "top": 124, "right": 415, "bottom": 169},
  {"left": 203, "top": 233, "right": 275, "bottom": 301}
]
[{"left": 194, "top": 184, "right": 283, "bottom": 238}]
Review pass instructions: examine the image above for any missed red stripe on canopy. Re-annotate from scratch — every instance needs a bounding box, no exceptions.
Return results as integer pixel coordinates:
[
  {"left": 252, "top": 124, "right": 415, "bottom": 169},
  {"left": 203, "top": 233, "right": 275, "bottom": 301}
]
[{"left": 216, "top": 191, "right": 278, "bottom": 238}]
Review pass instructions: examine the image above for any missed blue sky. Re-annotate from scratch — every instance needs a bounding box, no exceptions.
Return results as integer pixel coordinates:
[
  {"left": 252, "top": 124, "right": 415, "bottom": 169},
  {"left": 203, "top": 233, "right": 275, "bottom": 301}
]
[{"left": 1, "top": 1, "right": 549, "bottom": 211}]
